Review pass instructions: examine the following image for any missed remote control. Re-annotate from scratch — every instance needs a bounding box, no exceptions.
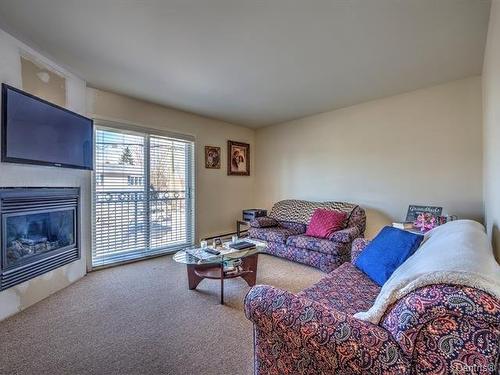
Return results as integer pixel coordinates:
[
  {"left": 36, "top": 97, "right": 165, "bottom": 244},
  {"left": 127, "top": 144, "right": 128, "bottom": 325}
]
[{"left": 205, "top": 248, "right": 220, "bottom": 255}]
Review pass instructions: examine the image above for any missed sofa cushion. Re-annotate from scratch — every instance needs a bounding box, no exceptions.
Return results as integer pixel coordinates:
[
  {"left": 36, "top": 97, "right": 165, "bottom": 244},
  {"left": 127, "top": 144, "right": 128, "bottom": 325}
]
[
  {"left": 248, "top": 227, "right": 301, "bottom": 244},
  {"left": 286, "top": 234, "right": 343, "bottom": 255},
  {"left": 306, "top": 208, "right": 347, "bottom": 238},
  {"left": 249, "top": 217, "right": 279, "bottom": 228},
  {"left": 278, "top": 221, "right": 307, "bottom": 233},
  {"left": 298, "top": 263, "right": 381, "bottom": 315},
  {"left": 355, "top": 226, "right": 423, "bottom": 286}
]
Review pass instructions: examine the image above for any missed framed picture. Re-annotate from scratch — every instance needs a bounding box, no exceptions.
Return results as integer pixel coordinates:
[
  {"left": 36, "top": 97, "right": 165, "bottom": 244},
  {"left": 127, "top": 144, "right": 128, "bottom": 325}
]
[
  {"left": 205, "top": 146, "right": 221, "bottom": 169},
  {"left": 227, "top": 140, "right": 250, "bottom": 176},
  {"left": 405, "top": 205, "right": 442, "bottom": 222}
]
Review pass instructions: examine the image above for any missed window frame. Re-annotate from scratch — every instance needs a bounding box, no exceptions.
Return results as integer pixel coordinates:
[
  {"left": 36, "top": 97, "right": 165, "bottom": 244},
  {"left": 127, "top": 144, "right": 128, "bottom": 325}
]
[{"left": 91, "top": 120, "right": 196, "bottom": 270}]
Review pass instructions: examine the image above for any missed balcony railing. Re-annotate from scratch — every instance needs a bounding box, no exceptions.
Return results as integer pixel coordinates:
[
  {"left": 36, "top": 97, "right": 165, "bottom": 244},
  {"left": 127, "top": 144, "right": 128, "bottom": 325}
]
[{"left": 93, "top": 190, "right": 190, "bottom": 265}]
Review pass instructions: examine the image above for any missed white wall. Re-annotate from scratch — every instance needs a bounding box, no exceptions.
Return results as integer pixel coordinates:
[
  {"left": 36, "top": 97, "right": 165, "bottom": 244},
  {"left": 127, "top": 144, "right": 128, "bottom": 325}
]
[
  {"left": 483, "top": 0, "right": 500, "bottom": 261},
  {"left": 0, "top": 30, "right": 90, "bottom": 321},
  {"left": 87, "top": 87, "right": 255, "bottom": 241},
  {"left": 254, "top": 77, "right": 483, "bottom": 238}
]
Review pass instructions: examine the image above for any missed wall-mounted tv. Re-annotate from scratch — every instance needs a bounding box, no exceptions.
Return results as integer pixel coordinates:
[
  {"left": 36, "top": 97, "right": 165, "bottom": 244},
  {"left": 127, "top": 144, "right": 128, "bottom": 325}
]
[{"left": 1, "top": 83, "right": 93, "bottom": 170}]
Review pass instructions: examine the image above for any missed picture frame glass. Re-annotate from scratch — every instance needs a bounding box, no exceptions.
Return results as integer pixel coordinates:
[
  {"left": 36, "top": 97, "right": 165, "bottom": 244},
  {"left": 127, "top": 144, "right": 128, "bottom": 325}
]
[
  {"left": 228, "top": 141, "right": 249, "bottom": 175},
  {"left": 205, "top": 146, "right": 221, "bottom": 169}
]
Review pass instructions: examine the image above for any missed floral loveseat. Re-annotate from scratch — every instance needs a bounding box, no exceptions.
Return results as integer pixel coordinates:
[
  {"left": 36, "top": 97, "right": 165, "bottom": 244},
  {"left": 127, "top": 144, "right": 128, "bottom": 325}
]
[
  {"left": 245, "top": 236, "right": 500, "bottom": 375},
  {"left": 248, "top": 200, "right": 366, "bottom": 272}
]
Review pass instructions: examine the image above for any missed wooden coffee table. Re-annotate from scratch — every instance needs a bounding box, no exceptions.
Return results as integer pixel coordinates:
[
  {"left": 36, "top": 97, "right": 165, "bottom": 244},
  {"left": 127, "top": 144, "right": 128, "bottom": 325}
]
[{"left": 173, "top": 241, "right": 265, "bottom": 304}]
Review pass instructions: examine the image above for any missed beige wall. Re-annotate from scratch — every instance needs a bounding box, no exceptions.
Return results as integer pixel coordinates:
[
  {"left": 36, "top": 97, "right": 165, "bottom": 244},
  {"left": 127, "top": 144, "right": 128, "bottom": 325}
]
[
  {"left": 87, "top": 88, "right": 255, "bottom": 241},
  {"left": 483, "top": 0, "right": 500, "bottom": 261},
  {"left": 0, "top": 30, "right": 90, "bottom": 321},
  {"left": 255, "top": 77, "right": 483, "bottom": 238},
  {"left": 0, "top": 16, "right": 491, "bottom": 322},
  {"left": 21, "top": 55, "right": 66, "bottom": 107}
]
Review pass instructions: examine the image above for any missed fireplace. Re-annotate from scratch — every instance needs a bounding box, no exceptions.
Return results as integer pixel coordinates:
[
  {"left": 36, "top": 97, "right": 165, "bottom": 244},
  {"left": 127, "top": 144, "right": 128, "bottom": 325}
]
[{"left": 0, "top": 188, "right": 80, "bottom": 291}]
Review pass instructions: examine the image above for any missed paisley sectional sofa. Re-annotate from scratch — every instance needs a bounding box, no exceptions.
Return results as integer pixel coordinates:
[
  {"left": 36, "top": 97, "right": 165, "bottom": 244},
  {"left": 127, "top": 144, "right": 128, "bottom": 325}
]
[
  {"left": 248, "top": 199, "right": 366, "bottom": 272},
  {"left": 245, "top": 231, "right": 500, "bottom": 374}
]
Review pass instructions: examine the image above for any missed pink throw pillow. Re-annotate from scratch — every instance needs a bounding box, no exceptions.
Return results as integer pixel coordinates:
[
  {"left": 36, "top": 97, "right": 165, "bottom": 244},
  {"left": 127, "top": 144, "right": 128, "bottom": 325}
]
[{"left": 306, "top": 208, "right": 347, "bottom": 239}]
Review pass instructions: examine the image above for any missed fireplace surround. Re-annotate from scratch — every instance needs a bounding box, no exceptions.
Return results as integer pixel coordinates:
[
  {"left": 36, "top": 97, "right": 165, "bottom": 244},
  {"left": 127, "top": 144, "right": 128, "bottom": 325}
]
[{"left": 0, "top": 187, "right": 80, "bottom": 291}]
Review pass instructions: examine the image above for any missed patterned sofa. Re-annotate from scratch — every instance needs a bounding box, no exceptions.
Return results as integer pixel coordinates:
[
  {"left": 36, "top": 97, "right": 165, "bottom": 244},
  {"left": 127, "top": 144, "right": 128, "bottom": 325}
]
[
  {"left": 248, "top": 200, "right": 366, "bottom": 272},
  {"left": 244, "top": 238, "right": 500, "bottom": 374}
]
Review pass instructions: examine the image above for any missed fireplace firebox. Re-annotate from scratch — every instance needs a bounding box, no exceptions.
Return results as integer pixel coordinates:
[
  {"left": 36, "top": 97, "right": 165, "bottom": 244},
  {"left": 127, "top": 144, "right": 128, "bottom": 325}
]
[{"left": 0, "top": 188, "right": 80, "bottom": 291}]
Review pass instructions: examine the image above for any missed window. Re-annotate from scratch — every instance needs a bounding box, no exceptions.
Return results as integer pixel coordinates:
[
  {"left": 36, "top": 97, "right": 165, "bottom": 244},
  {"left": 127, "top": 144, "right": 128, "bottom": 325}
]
[
  {"left": 96, "top": 173, "right": 104, "bottom": 185},
  {"left": 127, "top": 176, "right": 143, "bottom": 186},
  {"left": 92, "top": 125, "right": 195, "bottom": 267}
]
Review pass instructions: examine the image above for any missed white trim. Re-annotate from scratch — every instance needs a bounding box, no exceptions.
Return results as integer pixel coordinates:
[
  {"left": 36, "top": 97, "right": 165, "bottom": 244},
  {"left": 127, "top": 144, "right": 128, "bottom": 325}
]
[
  {"left": 93, "top": 116, "right": 196, "bottom": 142},
  {"left": 90, "top": 123, "right": 196, "bottom": 269}
]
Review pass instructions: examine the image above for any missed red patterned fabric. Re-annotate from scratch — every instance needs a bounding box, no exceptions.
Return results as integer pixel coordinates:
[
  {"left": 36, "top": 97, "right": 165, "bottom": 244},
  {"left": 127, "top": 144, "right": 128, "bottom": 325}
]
[
  {"left": 380, "top": 284, "right": 500, "bottom": 374},
  {"left": 298, "top": 263, "right": 381, "bottom": 315},
  {"left": 351, "top": 237, "right": 371, "bottom": 263},
  {"left": 328, "top": 225, "right": 360, "bottom": 243},
  {"left": 265, "top": 241, "right": 350, "bottom": 272},
  {"left": 248, "top": 226, "right": 305, "bottom": 244},
  {"left": 244, "top": 285, "right": 410, "bottom": 374},
  {"left": 306, "top": 208, "right": 347, "bottom": 238},
  {"left": 245, "top": 237, "right": 500, "bottom": 374},
  {"left": 249, "top": 216, "right": 279, "bottom": 228},
  {"left": 249, "top": 200, "right": 366, "bottom": 272},
  {"left": 286, "top": 234, "right": 345, "bottom": 255}
]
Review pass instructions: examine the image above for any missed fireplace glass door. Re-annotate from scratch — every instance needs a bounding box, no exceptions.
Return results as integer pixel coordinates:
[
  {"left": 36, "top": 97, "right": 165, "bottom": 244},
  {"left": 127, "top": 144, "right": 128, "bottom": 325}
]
[{"left": 3, "top": 208, "right": 76, "bottom": 270}]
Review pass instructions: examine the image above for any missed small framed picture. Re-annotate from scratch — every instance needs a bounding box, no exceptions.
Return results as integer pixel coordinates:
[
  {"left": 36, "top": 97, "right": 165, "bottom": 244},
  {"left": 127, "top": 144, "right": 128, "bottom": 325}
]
[
  {"left": 405, "top": 205, "right": 442, "bottom": 222},
  {"left": 227, "top": 140, "right": 250, "bottom": 176},
  {"left": 205, "top": 146, "right": 221, "bottom": 169},
  {"left": 213, "top": 238, "right": 223, "bottom": 248}
]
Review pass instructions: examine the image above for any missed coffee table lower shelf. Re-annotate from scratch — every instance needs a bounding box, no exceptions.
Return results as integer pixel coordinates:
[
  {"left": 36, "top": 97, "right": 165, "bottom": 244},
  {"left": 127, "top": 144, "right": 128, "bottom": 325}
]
[{"left": 186, "top": 253, "right": 258, "bottom": 304}]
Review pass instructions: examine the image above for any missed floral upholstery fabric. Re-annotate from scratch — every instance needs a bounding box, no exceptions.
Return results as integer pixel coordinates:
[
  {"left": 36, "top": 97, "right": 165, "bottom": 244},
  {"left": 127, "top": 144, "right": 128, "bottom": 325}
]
[
  {"left": 278, "top": 220, "right": 307, "bottom": 233},
  {"left": 286, "top": 234, "right": 346, "bottom": 256},
  {"left": 328, "top": 225, "right": 360, "bottom": 243},
  {"left": 347, "top": 204, "right": 367, "bottom": 235},
  {"left": 269, "top": 199, "right": 367, "bottom": 234},
  {"left": 244, "top": 285, "right": 410, "bottom": 374},
  {"left": 246, "top": 233, "right": 500, "bottom": 375},
  {"left": 265, "top": 242, "right": 349, "bottom": 272},
  {"left": 249, "top": 216, "right": 279, "bottom": 228},
  {"left": 381, "top": 284, "right": 500, "bottom": 374},
  {"left": 351, "top": 237, "right": 371, "bottom": 263},
  {"left": 248, "top": 227, "right": 302, "bottom": 244},
  {"left": 246, "top": 281, "right": 500, "bottom": 375},
  {"left": 298, "top": 263, "right": 381, "bottom": 315},
  {"left": 248, "top": 200, "right": 365, "bottom": 272}
]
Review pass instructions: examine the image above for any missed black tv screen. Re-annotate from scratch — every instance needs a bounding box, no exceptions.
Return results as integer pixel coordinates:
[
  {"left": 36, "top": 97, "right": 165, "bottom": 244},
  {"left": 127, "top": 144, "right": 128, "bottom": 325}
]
[{"left": 1, "top": 84, "right": 93, "bottom": 170}]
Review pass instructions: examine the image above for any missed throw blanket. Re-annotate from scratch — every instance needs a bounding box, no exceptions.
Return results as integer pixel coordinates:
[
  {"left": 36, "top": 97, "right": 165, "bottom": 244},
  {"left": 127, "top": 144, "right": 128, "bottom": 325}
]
[{"left": 354, "top": 220, "right": 500, "bottom": 324}]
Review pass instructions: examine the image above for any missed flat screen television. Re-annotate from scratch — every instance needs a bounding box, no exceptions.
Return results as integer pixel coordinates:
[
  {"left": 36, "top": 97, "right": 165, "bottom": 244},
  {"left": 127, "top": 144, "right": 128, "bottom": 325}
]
[{"left": 1, "top": 83, "right": 93, "bottom": 170}]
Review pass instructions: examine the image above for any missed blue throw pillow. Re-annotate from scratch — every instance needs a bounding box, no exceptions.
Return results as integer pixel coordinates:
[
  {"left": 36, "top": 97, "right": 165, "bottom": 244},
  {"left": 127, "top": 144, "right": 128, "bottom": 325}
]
[{"left": 355, "top": 226, "right": 423, "bottom": 286}]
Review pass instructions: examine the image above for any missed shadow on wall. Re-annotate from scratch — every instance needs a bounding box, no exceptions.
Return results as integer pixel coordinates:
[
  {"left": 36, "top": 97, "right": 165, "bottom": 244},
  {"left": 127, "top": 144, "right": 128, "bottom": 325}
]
[
  {"left": 363, "top": 207, "right": 392, "bottom": 239},
  {"left": 492, "top": 224, "right": 500, "bottom": 263}
]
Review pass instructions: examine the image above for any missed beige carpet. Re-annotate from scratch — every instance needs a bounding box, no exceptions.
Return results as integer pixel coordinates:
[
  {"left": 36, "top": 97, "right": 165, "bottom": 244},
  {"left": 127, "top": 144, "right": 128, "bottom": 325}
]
[{"left": 0, "top": 254, "right": 323, "bottom": 375}]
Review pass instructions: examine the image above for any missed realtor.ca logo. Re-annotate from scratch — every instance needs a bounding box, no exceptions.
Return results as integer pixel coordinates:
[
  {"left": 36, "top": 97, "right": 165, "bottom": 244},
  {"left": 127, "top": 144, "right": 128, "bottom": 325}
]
[{"left": 451, "top": 362, "right": 497, "bottom": 374}]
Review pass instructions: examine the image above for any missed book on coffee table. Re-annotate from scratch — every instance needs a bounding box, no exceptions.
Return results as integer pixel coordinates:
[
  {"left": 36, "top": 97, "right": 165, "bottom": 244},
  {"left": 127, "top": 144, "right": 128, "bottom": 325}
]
[{"left": 228, "top": 241, "right": 256, "bottom": 250}]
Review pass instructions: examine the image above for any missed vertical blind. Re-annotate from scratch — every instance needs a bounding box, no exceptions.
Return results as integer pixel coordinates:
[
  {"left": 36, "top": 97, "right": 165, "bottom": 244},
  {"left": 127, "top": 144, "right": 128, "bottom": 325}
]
[{"left": 92, "top": 125, "right": 195, "bottom": 268}]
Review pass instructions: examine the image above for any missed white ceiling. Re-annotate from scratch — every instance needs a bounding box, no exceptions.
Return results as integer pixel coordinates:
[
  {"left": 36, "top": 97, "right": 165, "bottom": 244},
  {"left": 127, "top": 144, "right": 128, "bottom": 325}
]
[{"left": 0, "top": 0, "right": 491, "bottom": 127}]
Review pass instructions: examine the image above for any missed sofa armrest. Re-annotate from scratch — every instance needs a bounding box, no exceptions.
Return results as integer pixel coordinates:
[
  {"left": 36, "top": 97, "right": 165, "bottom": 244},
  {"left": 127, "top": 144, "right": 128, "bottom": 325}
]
[
  {"left": 328, "top": 226, "right": 360, "bottom": 243},
  {"left": 249, "top": 216, "right": 279, "bottom": 228},
  {"left": 244, "top": 285, "right": 409, "bottom": 374},
  {"left": 351, "top": 237, "right": 371, "bottom": 264},
  {"left": 381, "top": 284, "right": 500, "bottom": 373}
]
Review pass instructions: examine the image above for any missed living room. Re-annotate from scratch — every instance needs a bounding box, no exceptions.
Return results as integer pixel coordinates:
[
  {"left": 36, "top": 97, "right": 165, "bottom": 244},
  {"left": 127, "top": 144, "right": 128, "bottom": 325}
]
[{"left": 0, "top": 1, "right": 499, "bottom": 374}]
